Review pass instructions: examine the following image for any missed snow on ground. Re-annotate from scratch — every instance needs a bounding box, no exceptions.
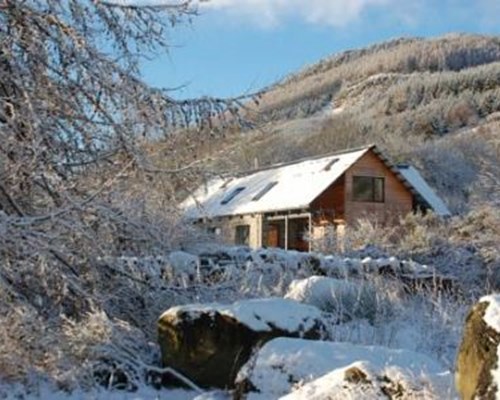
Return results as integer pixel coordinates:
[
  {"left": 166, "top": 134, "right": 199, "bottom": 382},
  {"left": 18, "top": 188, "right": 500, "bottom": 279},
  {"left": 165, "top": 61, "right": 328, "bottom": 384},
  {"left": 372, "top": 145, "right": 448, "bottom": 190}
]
[
  {"left": 0, "top": 385, "right": 198, "bottom": 400},
  {"left": 1, "top": 246, "right": 464, "bottom": 399},
  {"left": 161, "top": 297, "right": 325, "bottom": 333},
  {"left": 0, "top": 384, "right": 233, "bottom": 400},
  {"left": 237, "top": 337, "right": 452, "bottom": 400}
]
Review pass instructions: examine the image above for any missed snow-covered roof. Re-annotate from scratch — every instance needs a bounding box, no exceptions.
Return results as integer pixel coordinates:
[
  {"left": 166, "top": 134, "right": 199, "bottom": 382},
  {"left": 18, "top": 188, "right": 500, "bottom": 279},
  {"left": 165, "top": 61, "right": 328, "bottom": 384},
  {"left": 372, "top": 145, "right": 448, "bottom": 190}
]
[
  {"left": 182, "top": 146, "right": 371, "bottom": 219},
  {"left": 182, "top": 145, "right": 450, "bottom": 219},
  {"left": 397, "top": 165, "right": 451, "bottom": 216}
]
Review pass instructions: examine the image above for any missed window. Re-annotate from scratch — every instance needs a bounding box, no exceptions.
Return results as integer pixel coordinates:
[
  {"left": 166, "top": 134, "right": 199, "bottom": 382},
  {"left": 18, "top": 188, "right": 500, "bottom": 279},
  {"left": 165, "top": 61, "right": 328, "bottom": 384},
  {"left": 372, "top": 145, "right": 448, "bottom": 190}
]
[
  {"left": 352, "top": 176, "right": 385, "bottom": 202},
  {"left": 221, "top": 187, "right": 245, "bottom": 205},
  {"left": 252, "top": 181, "right": 278, "bottom": 201},
  {"left": 235, "top": 225, "right": 250, "bottom": 246},
  {"left": 207, "top": 227, "right": 221, "bottom": 236}
]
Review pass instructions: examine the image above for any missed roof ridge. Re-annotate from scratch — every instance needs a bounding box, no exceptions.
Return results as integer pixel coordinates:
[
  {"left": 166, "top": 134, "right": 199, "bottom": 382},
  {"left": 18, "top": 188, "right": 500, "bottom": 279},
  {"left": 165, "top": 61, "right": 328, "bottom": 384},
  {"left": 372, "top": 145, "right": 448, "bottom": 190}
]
[{"left": 234, "top": 144, "right": 376, "bottom": 177}]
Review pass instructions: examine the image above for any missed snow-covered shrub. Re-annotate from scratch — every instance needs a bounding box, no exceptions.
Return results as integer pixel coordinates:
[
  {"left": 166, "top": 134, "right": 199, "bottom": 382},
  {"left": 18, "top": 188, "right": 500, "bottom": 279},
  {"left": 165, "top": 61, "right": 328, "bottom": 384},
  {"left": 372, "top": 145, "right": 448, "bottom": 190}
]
[
  {"left": 164, "top": 251, "right": 201, "bottom": 286},
  {"left": 329, "top": 287, "right": 468, "bottom": 368},
  {"left": 234, "top": 248, "right": 323, "bottom": 297},
  {"left": 62, "top": 309, "right": 161, "bottom": 392},
  {"left": 0, "top": 306, "right": 63, "bottom": 385},
  {"left": 335, "top": 206, "right": 500, "bottom": 293},
  {"left": 285, "top": 276, "right": 379, "bottom": 323}
]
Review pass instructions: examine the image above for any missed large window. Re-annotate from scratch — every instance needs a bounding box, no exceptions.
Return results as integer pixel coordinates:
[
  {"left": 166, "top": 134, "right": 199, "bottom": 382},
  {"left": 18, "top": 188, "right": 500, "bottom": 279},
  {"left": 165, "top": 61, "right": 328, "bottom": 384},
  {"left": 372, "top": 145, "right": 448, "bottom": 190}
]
[
  {"left": 352, "top": 176, "right": 385, "bottom": 202},
  {"left": 235, "top": 225, "right": 250, "bottom": 246}
]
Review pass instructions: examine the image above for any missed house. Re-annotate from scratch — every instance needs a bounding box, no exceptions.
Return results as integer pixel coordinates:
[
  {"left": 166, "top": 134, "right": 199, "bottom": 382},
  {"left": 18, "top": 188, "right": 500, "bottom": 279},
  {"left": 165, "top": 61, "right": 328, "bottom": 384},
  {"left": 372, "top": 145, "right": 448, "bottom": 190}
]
[{"left": 181, "top": 145, "right": 450, "bottom": 251}]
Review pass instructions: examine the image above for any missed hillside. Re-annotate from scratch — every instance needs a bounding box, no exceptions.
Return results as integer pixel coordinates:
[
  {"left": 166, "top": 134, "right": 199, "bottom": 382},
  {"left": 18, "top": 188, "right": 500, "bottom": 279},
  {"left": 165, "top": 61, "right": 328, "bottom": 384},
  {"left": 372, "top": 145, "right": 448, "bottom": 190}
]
[
  {"left": 247, "top": 34, "right": 500, "bottom": 122},
  {"left": 197, "top": 34, "right": 500, "bottom": 213}
]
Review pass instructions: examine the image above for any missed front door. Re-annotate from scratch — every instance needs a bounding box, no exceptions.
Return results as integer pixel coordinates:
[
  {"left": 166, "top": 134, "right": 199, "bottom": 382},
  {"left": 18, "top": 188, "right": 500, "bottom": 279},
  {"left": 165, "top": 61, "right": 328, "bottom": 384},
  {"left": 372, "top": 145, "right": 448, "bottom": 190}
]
[{"left": 266, "top": 223, "right": 280, "bottom": 247}]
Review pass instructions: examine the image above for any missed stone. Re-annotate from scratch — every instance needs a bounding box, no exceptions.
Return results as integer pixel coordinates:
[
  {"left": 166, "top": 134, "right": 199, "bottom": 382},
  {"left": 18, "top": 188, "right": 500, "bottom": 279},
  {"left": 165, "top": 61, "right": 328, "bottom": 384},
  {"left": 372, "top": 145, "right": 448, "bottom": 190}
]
[
  {"left": 456, "top": 295, "right": 500, "bottom": 400},
  {"left": 157, "top": 298, "right": 327, "bottom": 389}
]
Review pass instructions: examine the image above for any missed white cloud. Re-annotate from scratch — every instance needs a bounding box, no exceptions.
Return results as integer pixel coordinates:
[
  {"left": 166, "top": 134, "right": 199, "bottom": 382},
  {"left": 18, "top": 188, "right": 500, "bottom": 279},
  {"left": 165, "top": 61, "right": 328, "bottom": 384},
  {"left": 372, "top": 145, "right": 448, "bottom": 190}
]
[{"left": 199, "top": 0, "right": 394, "bottom": 28}]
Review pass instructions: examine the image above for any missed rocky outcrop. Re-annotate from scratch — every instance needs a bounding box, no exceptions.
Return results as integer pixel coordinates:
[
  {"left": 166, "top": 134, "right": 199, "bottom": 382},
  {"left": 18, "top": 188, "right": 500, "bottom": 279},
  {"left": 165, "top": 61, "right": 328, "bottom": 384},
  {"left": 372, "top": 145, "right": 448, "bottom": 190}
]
[
  {"left": 157, "top": 298, "right": 327, "bottom": 389},
  {"left": 456, "top": 295, "right": 500, "bottom": 400},
  {"left": 235, "top": 337, "right": 447, "bottom": 399}
]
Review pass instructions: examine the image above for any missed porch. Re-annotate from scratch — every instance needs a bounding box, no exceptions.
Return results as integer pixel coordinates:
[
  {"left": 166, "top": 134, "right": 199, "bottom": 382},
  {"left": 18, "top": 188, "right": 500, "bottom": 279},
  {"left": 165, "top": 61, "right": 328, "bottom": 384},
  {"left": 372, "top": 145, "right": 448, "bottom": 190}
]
[{"left": 262, "top": 210, "right": 341, "bottom": 252}]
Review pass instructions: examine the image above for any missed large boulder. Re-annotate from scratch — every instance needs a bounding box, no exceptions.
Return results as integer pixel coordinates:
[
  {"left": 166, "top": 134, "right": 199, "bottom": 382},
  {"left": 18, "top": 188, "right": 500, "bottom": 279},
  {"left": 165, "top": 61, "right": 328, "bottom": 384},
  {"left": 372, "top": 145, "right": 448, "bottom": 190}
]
[
  {"left": 235, "top": 337, "right": 448, "bottom": 399},
  {"left": 157, "top": 298, "right": 327, "bottom": 389},
  {"left": 456, "top": 295, "right": 500, "bottom": 400}
]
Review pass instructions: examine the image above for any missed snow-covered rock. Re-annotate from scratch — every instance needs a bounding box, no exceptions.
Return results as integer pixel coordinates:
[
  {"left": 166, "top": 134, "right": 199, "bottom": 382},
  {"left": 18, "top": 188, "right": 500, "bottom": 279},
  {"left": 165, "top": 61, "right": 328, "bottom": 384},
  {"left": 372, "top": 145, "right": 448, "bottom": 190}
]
[
  {"left": 235, "top": 337, "right": 449, "bottom": 399},
  {"left": 158, "top": 298, "right": 327, "bottom": 388},
  {"left": 456, "top": 294, "right": 500, "bottom": 400},
  {"left": 284, "top": 276, "right": 376, "bottom": 322},
  {"left": 281, "top": 361, "right": 444, "bottom": 400}
]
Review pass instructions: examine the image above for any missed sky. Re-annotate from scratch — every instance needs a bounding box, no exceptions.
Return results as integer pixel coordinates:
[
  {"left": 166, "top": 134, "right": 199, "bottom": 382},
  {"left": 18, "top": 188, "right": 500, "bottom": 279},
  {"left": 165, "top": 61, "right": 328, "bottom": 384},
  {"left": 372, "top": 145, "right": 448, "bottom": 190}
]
[{"left": 140, "top": 0, "right": 500, "bottom": 99}]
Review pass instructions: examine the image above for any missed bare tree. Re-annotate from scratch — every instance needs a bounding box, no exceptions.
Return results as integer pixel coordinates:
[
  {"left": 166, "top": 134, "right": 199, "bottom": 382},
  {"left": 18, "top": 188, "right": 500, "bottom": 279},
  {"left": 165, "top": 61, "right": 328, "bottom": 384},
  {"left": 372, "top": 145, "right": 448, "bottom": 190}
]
[{"left": 0, "top": 0, "right": 251, "bottom": 390}]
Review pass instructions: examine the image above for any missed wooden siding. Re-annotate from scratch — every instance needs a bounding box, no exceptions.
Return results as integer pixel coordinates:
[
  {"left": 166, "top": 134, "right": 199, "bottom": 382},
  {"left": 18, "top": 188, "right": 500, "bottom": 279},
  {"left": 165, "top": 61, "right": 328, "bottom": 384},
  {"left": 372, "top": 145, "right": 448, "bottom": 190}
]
[
  {"left": 310, "top": 175, "right": 345, "bottom": 223},
  {"left": 344, "top": 150, "right": 412, "bottom": 225}
]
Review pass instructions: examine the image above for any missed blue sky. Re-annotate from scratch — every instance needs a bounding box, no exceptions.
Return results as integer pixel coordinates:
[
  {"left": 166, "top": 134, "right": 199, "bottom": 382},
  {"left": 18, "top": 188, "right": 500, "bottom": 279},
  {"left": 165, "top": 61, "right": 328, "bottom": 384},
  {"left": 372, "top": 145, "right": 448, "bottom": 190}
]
[{"left": 140, "top": 0, "right": 500, "bottom": 98}]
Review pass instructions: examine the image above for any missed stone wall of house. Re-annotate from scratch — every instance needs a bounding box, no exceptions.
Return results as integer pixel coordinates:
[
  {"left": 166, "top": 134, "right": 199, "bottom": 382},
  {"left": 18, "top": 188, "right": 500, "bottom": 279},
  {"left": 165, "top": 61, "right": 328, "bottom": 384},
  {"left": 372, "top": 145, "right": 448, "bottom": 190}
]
[{"left": 203, "top": 214, "right": 263, "bottom": 248}]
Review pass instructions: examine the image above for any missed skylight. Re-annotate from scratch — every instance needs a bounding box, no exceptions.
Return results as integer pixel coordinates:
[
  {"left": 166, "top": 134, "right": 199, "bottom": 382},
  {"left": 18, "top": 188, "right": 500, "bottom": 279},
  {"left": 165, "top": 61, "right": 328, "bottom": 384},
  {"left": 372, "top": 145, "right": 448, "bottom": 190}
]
[
  {"left": 252, "top": 181, "right": 278, "bottom": 201},
  {"left": 221, "top": 187, "right": 245, "bottom": 205},
  {"left": 324, "top": 158, "right": 339, "bottom": 171},
  {"left": 219, "top": 178, "right": 233, "bottom": 189}
]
